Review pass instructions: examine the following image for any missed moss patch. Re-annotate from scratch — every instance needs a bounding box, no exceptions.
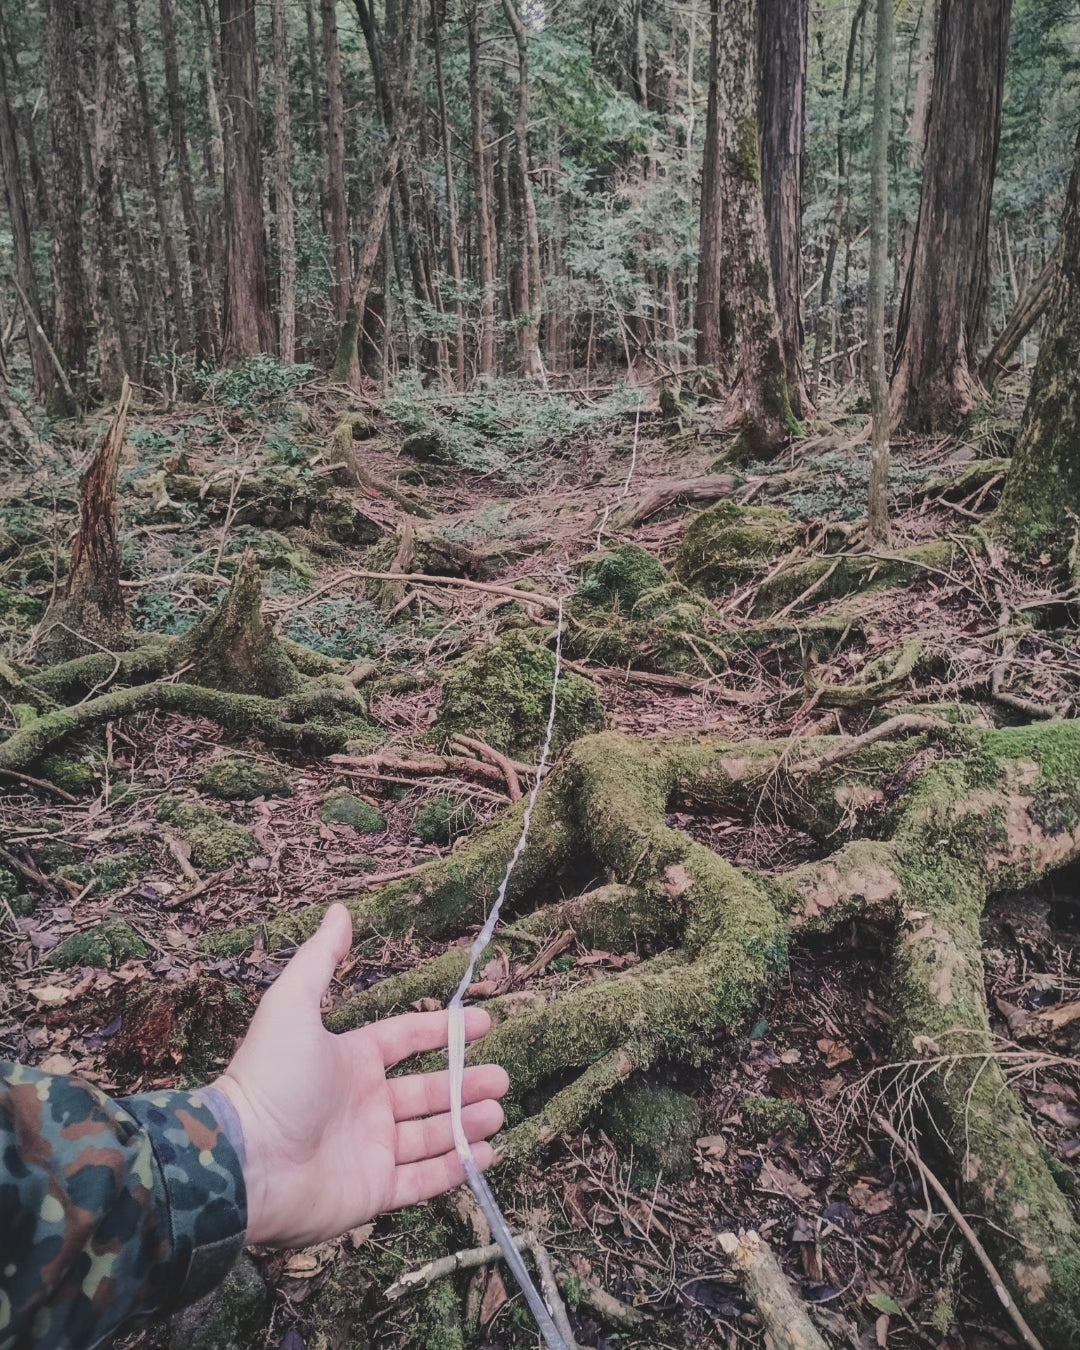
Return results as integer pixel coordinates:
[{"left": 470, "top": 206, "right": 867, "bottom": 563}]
[
  {"left": 602, "top": 1081, "right": 702, "bottom": 1185},
  {"left": 435, "top": 631, "right": 606, "bottom": 759},
  {"left": 674, "top": 502, "right": 797, "bottom": 594},
  {"left": 168, "top": 1253, "right": 267, "bottom": 1350},
  {"left": 52, "top": 919, "right": 149, "bottom": 969},
  {"left": 199, "top": 756, "right": 295, "bottom": 800},
  {"left": 321, "top": 791, "right": 387, "bottom": 834},
  {"left": 574, "top": 545, "right": 669, "bottom": 613},
  {"left": 37, "top": 754, "right": 100, "bottom": 796},
  {"left": 413, "top": 794, "right": 478, "bottom": 846},
  {"left": 741, "top": 1094, "right": 809, "bottom": 1140},
  {"left": 156, "top": 796, "right": 258, "bottom": 870}
]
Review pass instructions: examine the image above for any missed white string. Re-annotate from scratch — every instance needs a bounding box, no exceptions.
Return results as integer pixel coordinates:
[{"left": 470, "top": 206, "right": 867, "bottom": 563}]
[
  {"left": 446, "top": 597, "right": 570, "bottom": 1350},
  {"left": 595, "top": 401, "right": 642, "bottom": 550}
]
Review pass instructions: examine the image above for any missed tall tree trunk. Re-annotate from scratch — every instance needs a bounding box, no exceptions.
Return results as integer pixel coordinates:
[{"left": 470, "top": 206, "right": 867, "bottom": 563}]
[
  {"left": 219, "top": 0, "right": 274, "bottom": 359},
  {"left": 160, "top": 0, "right": 216, "bottom": 357},
  {"left": 695, "top": 0, "right": 723, "bottom": 370},
  {"left": 501, "top": 0, "right": 544, "bottom": 379},
  {"left": 867, "top": 0, "right": 894, "bottom": 543},
  {"left": 758, "top": 0, "right": 809, "bottom": 417},
  {"left": 89, "top": 0, "right": 131, "bottom": 399},
  {"left": 898, "top": 0, "right": 935, "bottom": 274},
  {"left": 981, "top": 245, "right": 1059, "bottom": 393},
  {"left": 432, "top": 0, "right": 465, "bottom": 388},
  {"left": 303, "top": 0, "right": 324, "bottom": 165},
  {"left": 697, "top": 0, "right": 793, "bottom": 458},
  {"left": 271, "top": 0, "right": 297, "bottom": 362},
  {"left": 992, "top": 125, "right": 1080, "bottom": 575},
  {"left": 891, "top": 0, "right": 1012, "bottom": 431},
  {"left": 126, "top": 0, "right": 191, "bottom": 356},
  {"left": 466, "top": 0, "right": 496, "bottom": 378},
  {"left": 321, "top": 0, "right": 350, "bottom": 321},
  {"left": 0, "top": 29, "right": 52, "bottom": 400},
  {"left": 45, "top": 0, "right": 89, "bottom": 414}
]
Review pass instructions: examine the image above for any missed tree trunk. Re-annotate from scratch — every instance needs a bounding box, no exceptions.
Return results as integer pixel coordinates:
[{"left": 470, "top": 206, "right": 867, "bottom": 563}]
[
  {"left": 981, "top": 245, "right": 1058, "bottom": 393},
  {"left": 272, "top": 0, "right": 297, "bottom": 363},
  {"left": 466, "top": 0, "right": 496, "bottom": 378},
  {"left": 303, "top": 0, "right": 324, "bottom": 166},
  {"left": 992, "top": 124, "right": 1080, "bottom": 574},
  {"left": 432, "top": 0, "right": 465, "bottom": 388},
  {"left": 126, "top": 0, "right": 192, "bottom": 357},
  {"left": 500, "top": 0, "right": 544, "bottom": 379},
  {"left": 867, "top": 0, "right": 894, "bottom": 543},
  {"left": 321, "top": 0, "right": 350, "bottom": 321},
  {"left": 891, "top": 0, "right": 1012, "bottom": 431},
  {"left": 758, "top": 0, "right": 809, "bottom": 417},
  {"left": 219, "top": 0, "right": 274, "bottom": 360},
  {"left": 697, "top": 0, "right": 793, "bottom": 459},
  {"left": 45, "top": 0, "right": 89, "bottom": 414},
  {"left": 160, "top": 0, "right": 216, "bottom": 358},
  {"left": 0, "top": 28, "right": 52, "bottom": 400},
  {"left": 88, "top": 0, "right": 130, "bottom": 400},
  {"left": 695, "top": 0, "right": 723, "bottom": 371}
]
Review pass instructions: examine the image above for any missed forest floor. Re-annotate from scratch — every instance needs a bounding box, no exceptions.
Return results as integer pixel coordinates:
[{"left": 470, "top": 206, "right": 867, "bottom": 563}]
[{"left": 1, "top": 372, "right": 1078, "bottom": 1350}]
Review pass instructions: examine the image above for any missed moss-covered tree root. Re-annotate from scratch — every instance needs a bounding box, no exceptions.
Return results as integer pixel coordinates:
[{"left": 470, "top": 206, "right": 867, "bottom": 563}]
[{"left": 212, "top": 721, "right": 1080, "bottom": 1342}]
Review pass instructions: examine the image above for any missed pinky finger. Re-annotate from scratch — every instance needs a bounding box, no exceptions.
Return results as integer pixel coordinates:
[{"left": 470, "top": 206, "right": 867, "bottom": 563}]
[{"left": 388, "top": 1140, "right": 497, "bottom": 1211}]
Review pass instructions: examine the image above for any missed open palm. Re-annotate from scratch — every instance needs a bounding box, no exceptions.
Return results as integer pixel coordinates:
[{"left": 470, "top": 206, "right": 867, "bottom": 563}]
[{"left": 213, "top": 904, "right": 508, "bottom": 1248}]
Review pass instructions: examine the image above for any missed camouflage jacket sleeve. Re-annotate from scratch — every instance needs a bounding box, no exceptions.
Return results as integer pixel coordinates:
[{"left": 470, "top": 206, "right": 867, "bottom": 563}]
[{"left": 0, "top": 1062, "right": 247, "bottom": 1350}]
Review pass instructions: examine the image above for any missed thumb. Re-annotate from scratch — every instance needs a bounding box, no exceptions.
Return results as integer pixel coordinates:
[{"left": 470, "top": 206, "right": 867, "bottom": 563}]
[{"left": 269, "top": 903, "right": 353, "bottom": 1011}]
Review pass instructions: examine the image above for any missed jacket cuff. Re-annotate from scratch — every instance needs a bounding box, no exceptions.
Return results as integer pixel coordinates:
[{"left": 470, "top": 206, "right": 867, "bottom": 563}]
[{"left": 119, "top": 1088, "right": 248, "bottom": 1309}]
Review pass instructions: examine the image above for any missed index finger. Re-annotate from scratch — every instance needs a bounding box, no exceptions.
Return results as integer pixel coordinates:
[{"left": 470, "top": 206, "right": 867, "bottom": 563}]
[{"left": 365, "top": 1006, "right": 492, "bottom": 1067}]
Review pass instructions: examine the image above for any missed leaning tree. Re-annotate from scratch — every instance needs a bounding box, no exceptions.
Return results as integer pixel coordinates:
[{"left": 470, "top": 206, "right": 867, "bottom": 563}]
[{"left": 991, "top": 119, "right": 1080, "bottom": 577}]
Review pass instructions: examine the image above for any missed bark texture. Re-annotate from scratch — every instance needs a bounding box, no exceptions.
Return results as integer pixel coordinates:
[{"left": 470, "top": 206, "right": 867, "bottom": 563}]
[
  {"left": 220, "top": 0, "right": 274, "bottom": 359},
  {"left": 891, "top": 0, "right": 1012, "bottom": 431}
]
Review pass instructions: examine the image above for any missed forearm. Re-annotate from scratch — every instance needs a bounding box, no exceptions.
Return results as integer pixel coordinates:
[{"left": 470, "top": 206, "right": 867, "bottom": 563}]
[{"left": 0, "top": 1062, "right": 247, "bottom": 1350}]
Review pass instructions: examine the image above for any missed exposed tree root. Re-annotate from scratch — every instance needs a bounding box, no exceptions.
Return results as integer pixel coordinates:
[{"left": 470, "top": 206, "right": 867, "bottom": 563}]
[{"left": 216, "top": 720, "right": 1080, "bottom": 1343}]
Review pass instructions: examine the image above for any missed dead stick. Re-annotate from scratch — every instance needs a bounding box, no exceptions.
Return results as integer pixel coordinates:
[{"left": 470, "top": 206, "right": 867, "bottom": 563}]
[
  {"left": 561, "top": 656, "right": 757, "bottom": 704},
  {"left": 271, "top": 569, "right": 559, "bottom": 615},
  {"left": 716, "top": 1230, "right": 828, "bottom": 1350},
  {"left": 0, "top": 768, "right": 80, "bottom": 804},
  {"left": 791, "top": 714, "right": 948, "bottom": 778},
  {"left": 450, "top": 734, "right": 523, "bottom": 801},
  {"left": 872, "top": 1113, "right": 1045, "bottom": 1350}
]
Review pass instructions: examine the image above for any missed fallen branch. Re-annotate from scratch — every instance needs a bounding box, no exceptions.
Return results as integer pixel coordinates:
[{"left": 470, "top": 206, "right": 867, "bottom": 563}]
[
  {"left": 0, "top": 767, "right": 80, "bottom": 803},
  {"left": 327, "top": 748, "right": 512, "bottom": 793},
  {"left": 792, "top": 713, "right": 948, "bottom": 778},
  {"left": 561, "top": 656, "right": 758, "bottom": 704},
  {"left": 270, "top": 569, "right": 559, "bottom": 615},
  {"left": 613, "top": 473, "right": 737, "bottom": 528},
  {"left": 450, "top": 734, "right": 523, "bottom": 801},
  {"left": 717, "top": 1230, "right": 828, "bottom": 1350},
  {"left": 872, "top": 1113, "right": 1045, "bottom": 1350}
]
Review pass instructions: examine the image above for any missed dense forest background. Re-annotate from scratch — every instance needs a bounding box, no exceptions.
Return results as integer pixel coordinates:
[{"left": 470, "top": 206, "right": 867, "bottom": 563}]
[{"left": 0, "top": 0, "right": 1075, "bottom": 410}]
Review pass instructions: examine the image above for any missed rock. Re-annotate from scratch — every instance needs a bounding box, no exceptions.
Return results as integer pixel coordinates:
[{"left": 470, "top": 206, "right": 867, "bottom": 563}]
[
  {"left": 320, "top": 791, "right": 387, "bottom": 834},
  {"left": 574, "top": 545, "right": 669, "bottom": 613},
  {"left": 413, "top": 795, "right": 478, "bottom": 846},
  {"left": 169, "top": 1253, "right": 268, "bottom": 1350},
  {"left": 199, "top": 756, "right": 295, "bottom": 801},
  {"left": 435, "top": 630, "right": 605, "bottom": 759},
  {"left": 52, "top": 919, "right": 149, "bottom": 969},
  {"left": 602, "top": 1081, "right": 702, "bottom": 1184},
  {"left": 673, "top": 501, "right": 798, "bottom": 594}
]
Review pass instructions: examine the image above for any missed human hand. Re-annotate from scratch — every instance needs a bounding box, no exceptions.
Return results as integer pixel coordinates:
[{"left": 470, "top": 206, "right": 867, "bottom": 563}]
[{"left": 212, "top": 903, "right": 509, "bottom": 1248}]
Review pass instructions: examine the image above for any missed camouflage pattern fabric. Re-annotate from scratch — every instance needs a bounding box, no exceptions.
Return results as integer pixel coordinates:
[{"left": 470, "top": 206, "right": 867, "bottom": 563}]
[{"left": 0, "top": 1062, "right": 247, "bottom": 1350}]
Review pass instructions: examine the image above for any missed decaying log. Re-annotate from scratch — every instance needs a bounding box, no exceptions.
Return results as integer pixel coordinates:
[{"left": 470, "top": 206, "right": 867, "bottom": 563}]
[{"left": 717, "top": 1230, "right": 828, "bottom": 1350}]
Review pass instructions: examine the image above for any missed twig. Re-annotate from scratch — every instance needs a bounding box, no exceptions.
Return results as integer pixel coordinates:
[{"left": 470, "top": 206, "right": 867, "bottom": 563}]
[
  {"left": 561, "top": 655, "right": 758, "bottom": 704},
  {"left": 328, "top": 749, "right": 512, "bottom": 793},
  {"left": 872, "top": 1113, "right": 1046, "bottom": 1350},
  {"left": 791, "top": 713, "right": 948, "bottom": 777},
  {"left": 0, "top": 768, "right": 80, "bottom": 804},
  {"left": 270, "top": 569, "right": 559, "bottom": 615}
]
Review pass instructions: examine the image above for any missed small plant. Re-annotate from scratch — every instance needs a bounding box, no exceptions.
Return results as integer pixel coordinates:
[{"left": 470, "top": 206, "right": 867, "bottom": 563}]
[
  {"left": 208, "top": 356, "right": 315, "bottom": 410},
  {"left": 286, "top": 596, "right": 387, "bottom": 661}
]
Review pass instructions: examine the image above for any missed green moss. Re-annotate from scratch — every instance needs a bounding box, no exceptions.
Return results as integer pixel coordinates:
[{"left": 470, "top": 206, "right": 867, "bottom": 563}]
[
  {"left": 8, "top": 893, "right": 35, "bottom": 917},
  {"left": 36, "top": 840, "right": 74, "bottom": 870},
  {"left": 168, "top": 1253, "right": 268, "bottom": 1350},
  {"left": 413, "top": 794, "right": 478, "bottom": 846},
  {"left": 156, "top": 795, "right": 258, "bottom": 870},
  {"left": 741, "top": 1094, "right": 809, "bottom": 1140},
  {"left": 0, "top": 588, "right": 44, "bottom": 623},
  {"left": 435, "top": 630, "right": 606, "bottom": 758},
  {"left": 198, "top": 756, "right": 295, "bottom": 800},
  {"left": 52, "top": 919, "right": 149, "bottom": 969},
  {"left": 320, "top": 791, "right": 387, "bottom": 834},
  {"left": 38, "top": 754, "right": 99, "bottom": 794},
  {"left": 602, "top": 1081, "right": 702, "bottom": 1184},
  {"left": 674, "top": 502, "right": 797, "bottom": 594},
  {"left": 0, "top": 868, "right": 18, "bottom": 902},
  {"left": 574, "top": 545, "right": 669, "bottom": 613},
  {"left": 751, "top": 540, "right": 958, "bottom": 618},
  {"left": 92, "top": 850, "right": 149, "bottom": 893}
]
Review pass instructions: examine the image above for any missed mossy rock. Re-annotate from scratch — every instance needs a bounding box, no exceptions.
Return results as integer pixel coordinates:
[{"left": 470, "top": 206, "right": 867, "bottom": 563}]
[
  {"left": 674, "top": 501, "right": 798, "bottom": 594},
  {"left": 321, "top": 791, "right": 387, "bottom": 834},
  {"left": 570, "top": 581, "right": 711, "bottom": 677},
  {"left": 52, "top": 919, "right": 149, "bottom": 969},
  {"left": 435, "top": 630, "right": 606, "bottom": 759},
  {"left": 602, "top": 1081, "right": 702, "bottom": 1184},
  {"left": 574, "top": 545, "right": 669, "bottom": 613},
  {"left": 156, "top": 796, "right": 258, "bottom": 870},
  {"left": 229, "top": 526, "right": 316, "bottom": 581},
  {"left": 740, "top": 1094, "right": 810, "bottom": 1141},
  {"left": 401, "top": 429, "right": 455, "bottom": 465},
  {"left": 169, "top": 1252, "right": 268, "bottom": 1350},
  {"left": 413, "top": 794, "right": 478, "bottom": 847},
  {"left": 199, "top": 756, "right": 295, "bottom": 800}
]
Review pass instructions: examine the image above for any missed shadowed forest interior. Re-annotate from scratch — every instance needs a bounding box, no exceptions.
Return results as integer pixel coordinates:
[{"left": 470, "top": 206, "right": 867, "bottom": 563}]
[{"left": 2, "top": 0, "right": 1080, "bottom": 1347}]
